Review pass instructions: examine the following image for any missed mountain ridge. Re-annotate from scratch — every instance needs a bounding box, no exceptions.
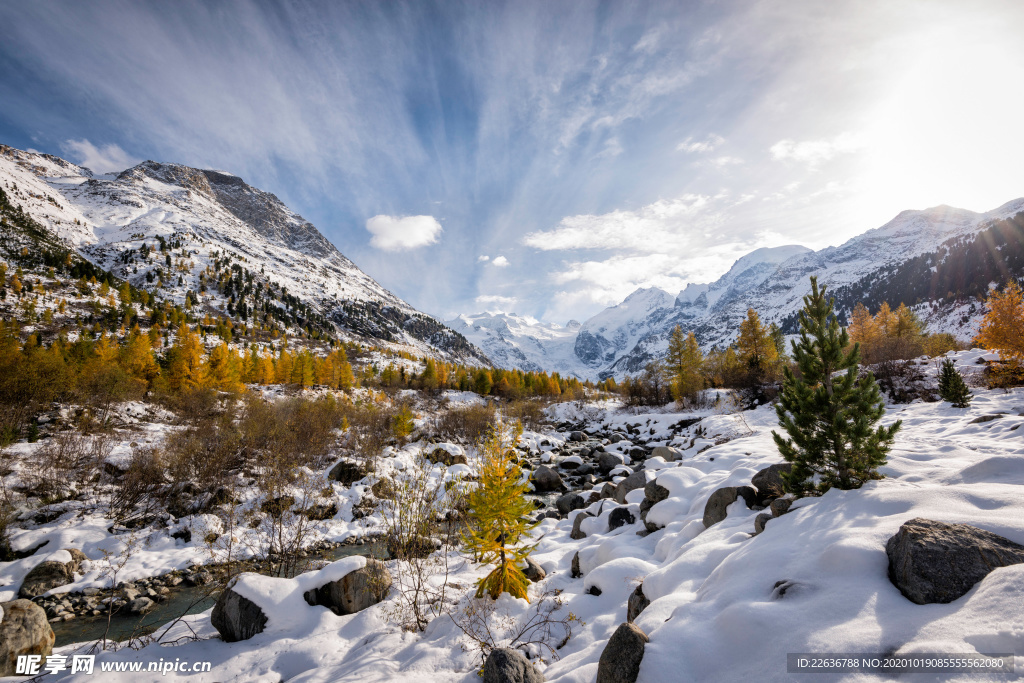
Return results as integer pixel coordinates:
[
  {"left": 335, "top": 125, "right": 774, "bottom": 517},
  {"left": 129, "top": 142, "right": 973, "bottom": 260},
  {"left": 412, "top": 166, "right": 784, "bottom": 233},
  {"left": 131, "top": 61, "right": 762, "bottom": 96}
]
[{"left": 0, "top": 144, "right": 489, "bottom": 364}]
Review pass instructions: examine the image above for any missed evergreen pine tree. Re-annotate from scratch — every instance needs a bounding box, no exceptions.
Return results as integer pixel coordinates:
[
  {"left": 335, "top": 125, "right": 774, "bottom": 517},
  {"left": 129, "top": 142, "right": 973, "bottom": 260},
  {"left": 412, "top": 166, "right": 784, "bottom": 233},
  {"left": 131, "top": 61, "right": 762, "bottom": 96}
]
[
  {"left": 937, "top": 358, "right": 972, "bottom": 408},
  {"left": 463, "top": 421, "right": 538, "bottom": 600},
  {"left": 772, "top": 277, "right": 902, "bottom": 495}
]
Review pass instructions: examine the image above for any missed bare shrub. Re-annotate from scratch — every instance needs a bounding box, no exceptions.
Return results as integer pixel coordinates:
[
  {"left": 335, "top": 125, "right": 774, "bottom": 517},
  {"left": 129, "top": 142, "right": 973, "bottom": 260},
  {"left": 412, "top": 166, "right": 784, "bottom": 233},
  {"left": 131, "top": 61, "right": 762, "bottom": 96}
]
[
  {"left": 451, "top": 591, "right": 583, "bottom": 669},
  {"left": 27, "top": 431, "right": 112, "bottom": 500},
  {"left": 504, "top": 400, "right": 547, "bottom": 432},
  {"left": 378, "top": 458, "right": 466, "bottom": 631},
  {"left": 345, "top": 402, "right": 399, "bottom": 472},
  {"left": 109, "top": 446, "right": 165, "bottom": 523},
  {"left": 163, "top": 414, "right": 243, "bottom": 495},
  {"left": 244, "top": 454, "right": 330, "bottom": 578},
  {"left": 434, "top": 403, "right": 496, "bottom": 444}
]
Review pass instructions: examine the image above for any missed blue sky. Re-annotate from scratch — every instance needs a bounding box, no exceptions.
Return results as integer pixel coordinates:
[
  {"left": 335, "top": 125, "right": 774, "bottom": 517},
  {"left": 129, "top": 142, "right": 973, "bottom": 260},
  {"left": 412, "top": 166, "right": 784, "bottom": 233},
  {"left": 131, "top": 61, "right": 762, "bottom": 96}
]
[{"left": 2, "top": 0, "right": 1023, "bottom": 324}]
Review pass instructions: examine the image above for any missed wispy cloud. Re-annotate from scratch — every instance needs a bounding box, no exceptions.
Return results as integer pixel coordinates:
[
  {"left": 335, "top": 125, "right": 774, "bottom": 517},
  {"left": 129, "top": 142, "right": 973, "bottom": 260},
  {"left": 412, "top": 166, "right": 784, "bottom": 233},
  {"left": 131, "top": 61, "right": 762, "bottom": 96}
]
[
  {"left": 770, "top": 132, "right": 867, "bottom": 167},
  {"left": 677, "top": 134, "right": 724, "bottom": 154},
  {"left": 365, "top": 215, "right": 442, "bottom": 251},
  {"left": 60, "top": 139, "right": 140, "bottom": 174}
]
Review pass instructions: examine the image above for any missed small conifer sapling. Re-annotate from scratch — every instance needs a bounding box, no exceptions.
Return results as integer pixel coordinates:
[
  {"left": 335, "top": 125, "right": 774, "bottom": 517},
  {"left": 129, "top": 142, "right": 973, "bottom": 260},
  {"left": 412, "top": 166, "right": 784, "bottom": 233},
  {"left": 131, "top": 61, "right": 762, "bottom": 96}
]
[
  {"left": 937, "top": 358, "right": 972, "bottom": 408},
  {"left": 772, "top": 276, "right": 902, "bottom": 495},
  {"left": 463, "top": 421, "right": 538, "bottom": 600}
]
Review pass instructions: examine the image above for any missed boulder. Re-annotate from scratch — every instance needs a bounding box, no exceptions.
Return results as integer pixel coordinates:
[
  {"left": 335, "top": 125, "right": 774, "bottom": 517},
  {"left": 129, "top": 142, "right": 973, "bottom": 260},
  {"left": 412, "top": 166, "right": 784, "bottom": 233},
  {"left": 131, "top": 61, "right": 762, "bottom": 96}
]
[
  {"left": 211, "top": 582, "right": 269, "bottom": 642},
  {"left": 596, "top": 622, "right": 649, "bottom": 683},
  {"left": 483, "top": 647, "right": 545, "bottom": 683},
  {"left": 626, "top": 584, "right": 649, "bottom": 623},
  {"left": 571, "top": 512, "right": 593, "bottom": 540},
  {"left": 18, "top": 549, "right": 85, "bottom": 599},
  {"left": 304, "top": 558, "right": 392, "bottom": 615},
  {"left": 555, "top": 493, "right": 585, "bottom": 516},
  {"left": 769, "top": 498, "right": 793, "bottom": 517},
  {"left": 751, "top": 463, "right": 792, "bottom": 501},
  {"left": 597, "top": 452, "right": 622, "bottom": 475},
  {"left": 886, "top": 518, "right": 1024, "bottom": 604},
  {"left": 426, "top": 447, "right": 468, "bottom": 467},
  {"left": 569, "top": 431, "right": 587, "bottom": 442},
  {"left": 600, "top": 482, "right": 617, "bottom": 499},
  {"left": 523, "top": 558, "right": 546, "bottom": 582},
  {"left": 638, "top": 499, "right": 659, "bottom": 533},
  {"left": 643, "top": 480, "right": 670, "bottom": 504},
  {"left": 127, "top": 597, "right": 156, "bottom": 615},
  {"left": 328, "top": 460, "right": 366, "bottom": 485},
  {"left": 609, "top": 433, "right": 625, "bottom": 443},
  {"left": 736, "top": 486, "right": 760, "bottom": 509},
  {"left": 614, "top": 470, "right": 648, "bottom": 504},
  {"left": 608, "top": 507, "right": 636, "bottom": 531},
  {"left": 371, "top": 478, "right": 396, "bottom": 499},
  {"left": 649, "top": 446, "right": 682, "bottom": 462},
  {"left": 753, "top": 513, "right": 773, "bottom": 535},
  {"left": 702, "top": 487, "right": 738, "bottom": 528},
  {"left": 0, "top": 600, "right": 55, "bottom": 677},
  {"left": 531, "top": 466, "right": 563, "bottom": 492}
]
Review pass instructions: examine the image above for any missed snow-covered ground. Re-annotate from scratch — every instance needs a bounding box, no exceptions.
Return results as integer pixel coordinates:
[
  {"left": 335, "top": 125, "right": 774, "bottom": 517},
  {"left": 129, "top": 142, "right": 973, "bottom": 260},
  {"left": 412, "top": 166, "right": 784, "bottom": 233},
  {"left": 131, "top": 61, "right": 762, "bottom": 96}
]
[{"left": 5, "top": 349, "right": 1019, "bottom": 682}]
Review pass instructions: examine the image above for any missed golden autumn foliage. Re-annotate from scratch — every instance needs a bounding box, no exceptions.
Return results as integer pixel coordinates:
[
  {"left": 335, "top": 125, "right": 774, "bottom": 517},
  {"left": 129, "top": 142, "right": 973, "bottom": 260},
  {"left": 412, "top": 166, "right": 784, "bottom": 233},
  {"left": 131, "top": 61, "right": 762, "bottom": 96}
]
[
  {"left": 463, "top": 421, "right": 537, "bottom": 600},
  {"left": 975, "top": 281, "right": 1024, "bottom": 366}
]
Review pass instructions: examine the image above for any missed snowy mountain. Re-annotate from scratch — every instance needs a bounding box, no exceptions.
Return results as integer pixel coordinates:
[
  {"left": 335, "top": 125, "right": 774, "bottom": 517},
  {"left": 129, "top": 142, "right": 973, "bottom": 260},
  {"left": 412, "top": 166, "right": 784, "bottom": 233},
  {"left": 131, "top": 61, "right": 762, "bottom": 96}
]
[
  {"left": 0, "top": 144, "right": 487, "bottom": 363},
  {"left": 458, "top": 200, "right": 1024, "bottom": 379},
  {"left": 445, "top": 311, "right": 580, "bottom": 374}
]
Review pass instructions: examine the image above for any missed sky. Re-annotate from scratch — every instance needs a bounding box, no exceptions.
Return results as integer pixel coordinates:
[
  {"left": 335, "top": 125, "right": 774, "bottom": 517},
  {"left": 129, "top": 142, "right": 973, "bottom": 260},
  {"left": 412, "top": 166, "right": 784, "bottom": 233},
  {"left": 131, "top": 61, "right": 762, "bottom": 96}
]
[{"left": 1, "top": 0, "right": 1023, "bottom": 325}]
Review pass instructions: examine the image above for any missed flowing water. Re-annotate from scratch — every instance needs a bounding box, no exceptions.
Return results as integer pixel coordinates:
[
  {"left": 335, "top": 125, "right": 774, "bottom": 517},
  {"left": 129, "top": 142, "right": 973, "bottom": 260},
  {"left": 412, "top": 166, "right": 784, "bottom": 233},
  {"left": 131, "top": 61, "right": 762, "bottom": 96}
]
[{"left": 50, "top": 540, "right": 388, "bottom": 648}]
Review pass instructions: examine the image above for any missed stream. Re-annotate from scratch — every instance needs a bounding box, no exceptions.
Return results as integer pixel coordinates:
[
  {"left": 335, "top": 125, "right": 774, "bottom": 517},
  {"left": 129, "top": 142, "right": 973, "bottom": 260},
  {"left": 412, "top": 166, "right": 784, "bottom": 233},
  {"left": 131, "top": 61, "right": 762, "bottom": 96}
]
[{"left": 50, "top": 540, "right": 388, "bottom": 648}]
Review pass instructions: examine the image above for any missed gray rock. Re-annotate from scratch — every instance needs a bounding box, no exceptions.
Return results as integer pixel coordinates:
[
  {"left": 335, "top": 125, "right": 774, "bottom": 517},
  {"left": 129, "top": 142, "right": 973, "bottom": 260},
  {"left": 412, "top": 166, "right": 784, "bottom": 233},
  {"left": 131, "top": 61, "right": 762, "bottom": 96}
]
[
  {"left": 19, "top": 560, "right": 75, "bottom": 599},
  {"left": 600, "top": 482, "right": 617, "bottom": 499},
  {"left": 571, "top": 551, "right": 582, "bottom": 578},
  {"left": 886, "top": 518, "right": 1024, "bottom": 604},
  {"left": 523, "top": 558, "right": 546, "bottom": 582},
  {"left": 643, "top": 480, "right": 670, "bottom": 504},
  {"left": 751, "top": 463, "right": 792, "bottom": 501},
  {"left": 626, "top": 584, "right": 649, "bottom": 623},
  {"left": 531, "top": 466, "right": 563, "bottom": 492},
  {"left": 211, "top": 581, "right": 269, "bottom": 642},
  {"left": 614, "top": 470, "right": 648, "bottom": 504},
  {"left": 649, "top": 446, "right": 682, "bottom": 462},
  {"left": 608, "top": 507, "right": 636, "bottom": 531},
  {"left": 609, "top": 433, "right": 625, "bottom": 443},
  {"left": 560, "top": 458, "right": 581, "bottom": 470},
  {"left": 555, "top": 493, "right": 585, "bottom": 516},
  {"left": 638, "top": 498, "right": 660, "bottom": 533},
  {"left": 328, "top": 460, "right": 367, "bottom": 484},
  {"left": 127, "top": 597, "right": 155, "bottom": 615},
  {"left": 702, "top": 487, "right": 738, "bottom": 528},
  {"left": 769, "top": 498, "right": 793, "bottom": 517},
  {"left": 970, "top": 414, "right": 1004, "bottom": 424},
  {"left": 425, "top": 448, "right": 468, "bottom": 467},
  {"left": 569, "top": 431, "right": 587, "bottom": 442},
  {"left": 571, "top": 512, "right": 593, "bottom": 540},
  {"left": 483, "top": 647, "right": 545, "bottom": 683},
  {"left": 736, "top": 485, "right": 760, "bottom": 509},
  {"left": 0, "top": 599, "right": 55, "bottom": 676},
  {"left": 597, "top": 622, "right": 649, "bottom": 683},
  {"left": 753, "top": 513, "right": 773, "bottom": 535},
  {"left": 304, "top": 559, "right": 392, "bottom": 615},
  {"left": 597, "top": 452, "right": 622, "bottom": 475}
]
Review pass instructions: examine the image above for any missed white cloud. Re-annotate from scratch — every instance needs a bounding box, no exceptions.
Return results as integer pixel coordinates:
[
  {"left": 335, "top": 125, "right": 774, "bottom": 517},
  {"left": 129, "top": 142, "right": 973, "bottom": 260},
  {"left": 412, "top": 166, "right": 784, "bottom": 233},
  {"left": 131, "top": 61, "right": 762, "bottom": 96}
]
[
  {"left": 769, "top": 132, "right": 867, "bottom": 167},
  {"left": 61, "top": 139, "right": 141, "bottom": 174},
  {"left": 475, "top": 294, "right": 517, "bottom": 307},
  {"left": 677, "top": 134, "right": 724, "bottom": 154},
  {"left": 477, "top": 255, "right": 490, "bottom": 262},
  {"left": 711, "top": 155, "right": 742, "bottom": 168},
  {"left": 522, "top": 194, "right": 713, "bottom": 253},
  {"left": 491, "top": 255, "right": 510, "bottom": 267},
  {"left": 365, "top": 214, "right": 443, "bottom": 251}
]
